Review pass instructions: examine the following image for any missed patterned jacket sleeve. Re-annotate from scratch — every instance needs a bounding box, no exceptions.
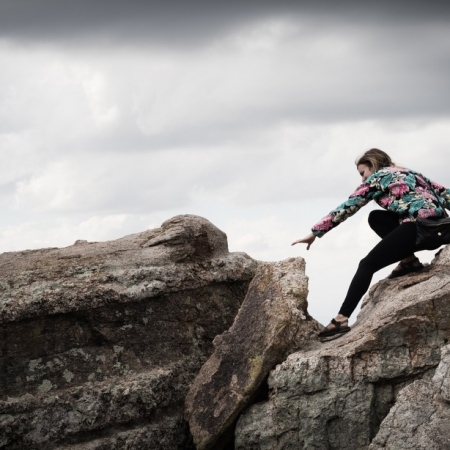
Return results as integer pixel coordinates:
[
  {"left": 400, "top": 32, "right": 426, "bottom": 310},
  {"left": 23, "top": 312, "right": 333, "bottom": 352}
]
[
  {"left": 430, "top": 180, "right": 450, "bottom": 210},
  {"left": 311, "top": 179, "right": 382, "bottom": 238}
]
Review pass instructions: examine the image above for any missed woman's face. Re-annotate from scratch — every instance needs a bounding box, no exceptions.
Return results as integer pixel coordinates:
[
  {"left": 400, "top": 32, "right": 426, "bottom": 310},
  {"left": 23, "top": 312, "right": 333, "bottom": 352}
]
[{"left": 357, "top": 164, "right": 374, "bottom": 183}]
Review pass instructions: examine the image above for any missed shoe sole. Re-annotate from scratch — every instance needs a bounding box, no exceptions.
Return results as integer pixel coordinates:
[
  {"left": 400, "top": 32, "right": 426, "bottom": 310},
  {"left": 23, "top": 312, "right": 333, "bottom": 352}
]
[{"left": 318, "top": 328, "right": 350, "bottom": 342}]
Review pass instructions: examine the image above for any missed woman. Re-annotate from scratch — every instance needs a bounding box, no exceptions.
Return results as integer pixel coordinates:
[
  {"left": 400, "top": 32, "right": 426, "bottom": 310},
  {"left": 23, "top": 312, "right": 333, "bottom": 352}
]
[{"left": 292, "top": 148, "right": 450, "bottom": 340}]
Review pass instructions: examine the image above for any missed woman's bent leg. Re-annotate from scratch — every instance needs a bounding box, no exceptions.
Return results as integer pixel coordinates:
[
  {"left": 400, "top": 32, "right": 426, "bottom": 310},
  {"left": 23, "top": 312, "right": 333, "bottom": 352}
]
[
  {"left": 338, "top": 222, "right": 417, "bottom": 318},
  {"left": 368, "top": 210, "right": 400, "bottom": 238},
  {"left": 369, "top": 210, "right": 419, "bottom": 278}
]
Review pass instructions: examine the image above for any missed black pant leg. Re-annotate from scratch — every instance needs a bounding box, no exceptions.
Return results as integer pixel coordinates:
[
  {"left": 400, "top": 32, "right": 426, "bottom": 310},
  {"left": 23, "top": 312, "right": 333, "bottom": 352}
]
[{"left": 338, "top": 222, "right": 418, "bottom": 318}]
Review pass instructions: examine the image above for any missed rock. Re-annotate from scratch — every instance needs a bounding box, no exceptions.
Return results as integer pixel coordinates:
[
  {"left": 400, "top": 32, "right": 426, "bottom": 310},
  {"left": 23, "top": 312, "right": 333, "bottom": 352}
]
[
  {"left": 235, "top": 246, "right": 450, "bottom": 449},
  {"left": 367, "top": 380, "right": 450, "bottom": 450},
  {"left": 0, "top": 215, "right": 259, "bottom": 449},
  {"left": 185, "top": 258, "right": 321, "bottom": 450},
  {"left": 369, "top": 344, "right": 450, "bottom": 449},
  {"left": 143, "top": 214, "right": 229, "bottom": 262},
  {"left": 432, "top": 344, "right": 450, "bottom": 401}
]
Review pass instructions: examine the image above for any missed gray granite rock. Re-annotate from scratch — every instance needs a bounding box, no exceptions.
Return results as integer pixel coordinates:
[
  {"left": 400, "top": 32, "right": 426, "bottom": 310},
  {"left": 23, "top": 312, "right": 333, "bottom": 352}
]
[
  {"left": 432, "top": 344, "right": 450, "bottom": 402},
  {"left": 368, "top": 379, "right": 450, "bottom": 449},
  {"left": 369, "top": 342, "right": 450, "bottom": 450},
  {"left": 0, "top": 215, "right": 259, "bottom": 449}
]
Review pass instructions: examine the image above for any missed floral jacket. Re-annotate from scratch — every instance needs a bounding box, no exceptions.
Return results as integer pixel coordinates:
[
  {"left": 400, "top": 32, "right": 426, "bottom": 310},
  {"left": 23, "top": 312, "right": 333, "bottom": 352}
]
[{"left": 312, "top": 166, "right": 450, "bottom": 238}]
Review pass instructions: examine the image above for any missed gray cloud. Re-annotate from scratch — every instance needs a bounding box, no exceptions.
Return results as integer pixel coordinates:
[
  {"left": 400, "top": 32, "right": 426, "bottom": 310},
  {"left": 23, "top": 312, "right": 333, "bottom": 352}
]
[
  {"left": 0, "top": 1, "right": 288, "bottom": 47},
  {"left": 1, "top": 0, "right": 449, "bottom": 48}
]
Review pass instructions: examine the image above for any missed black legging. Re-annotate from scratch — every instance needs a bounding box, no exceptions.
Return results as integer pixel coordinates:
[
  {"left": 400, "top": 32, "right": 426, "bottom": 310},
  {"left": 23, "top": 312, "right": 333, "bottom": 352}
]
[{"left": 339, "top": 210, "right": 424, "bottom": 318}]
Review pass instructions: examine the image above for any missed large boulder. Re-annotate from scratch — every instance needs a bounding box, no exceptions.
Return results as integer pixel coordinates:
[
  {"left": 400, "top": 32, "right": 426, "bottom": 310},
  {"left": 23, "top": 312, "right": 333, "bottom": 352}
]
[
  {"left": 185, "top": 257, "right": 321, "bottom": 450},
  {"left": 235, "top": 246, "right": 450, "bottom": 449},
  {"left": 0, "top": 215, "right": 259, "bottom": 449}
]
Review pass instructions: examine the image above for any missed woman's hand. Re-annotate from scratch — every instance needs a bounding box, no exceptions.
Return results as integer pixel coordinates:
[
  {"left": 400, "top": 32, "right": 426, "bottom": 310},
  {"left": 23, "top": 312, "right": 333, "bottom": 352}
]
[{"left": 291, "top": 233, "right": 316, "bottom": 250}]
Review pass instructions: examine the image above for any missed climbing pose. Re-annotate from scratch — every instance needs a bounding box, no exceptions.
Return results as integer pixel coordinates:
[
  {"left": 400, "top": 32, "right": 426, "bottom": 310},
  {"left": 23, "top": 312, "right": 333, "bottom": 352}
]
[{"left": 292, "top": 148, "right": 450, "bottom": 340}]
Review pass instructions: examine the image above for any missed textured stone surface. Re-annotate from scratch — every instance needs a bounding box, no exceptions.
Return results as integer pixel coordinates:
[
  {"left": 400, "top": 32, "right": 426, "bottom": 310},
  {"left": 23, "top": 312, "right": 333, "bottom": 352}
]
[
  {"left": 185, "top": 258, "right": 321, "bottom": 450},
  {"left": 432, "top": 344, "right": 450, "bottom": 402},
  {"left": 368, "top": 380, "right": 450, "bottom": 450},
  {"left": 235, "top": 245, "right": 450, "bottom": 449},
  {"left": 0, "top": 215, "right": 259, "bottom": 449},
  {"left": 369, "top": 344, "right": 450, "bottom": 449}
]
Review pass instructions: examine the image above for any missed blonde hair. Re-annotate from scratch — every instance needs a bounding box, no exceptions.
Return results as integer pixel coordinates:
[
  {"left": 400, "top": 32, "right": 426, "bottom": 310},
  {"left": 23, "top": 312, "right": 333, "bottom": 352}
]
[{"left": 356, "top": 148, "right": 395, "bottom": 172}]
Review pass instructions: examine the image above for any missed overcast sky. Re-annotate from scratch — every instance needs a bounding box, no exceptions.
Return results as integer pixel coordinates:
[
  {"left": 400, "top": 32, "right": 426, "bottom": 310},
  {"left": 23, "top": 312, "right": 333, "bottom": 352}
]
[{"left": 1, "top": 1, "right": 450, "bottom": 325}]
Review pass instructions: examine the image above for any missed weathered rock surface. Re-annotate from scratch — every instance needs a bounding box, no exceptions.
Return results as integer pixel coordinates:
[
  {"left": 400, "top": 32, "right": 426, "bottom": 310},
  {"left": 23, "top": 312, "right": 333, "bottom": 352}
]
[
  {"left": 368, "top": 343, "right": 450, "bottom": 449},
  {"left": 185, "top": 258, "right": 322, "bottom": 450},
  {"left": 0, "top": 215, "right": 259, "bottom": 449},
  {"left": 235, "top": 245, "right": 450, "bottom": 449}
]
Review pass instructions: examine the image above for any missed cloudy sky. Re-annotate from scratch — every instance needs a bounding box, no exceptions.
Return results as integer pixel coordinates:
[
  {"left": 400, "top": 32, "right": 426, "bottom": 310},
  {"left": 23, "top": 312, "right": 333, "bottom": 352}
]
[{"left": 1, "top": 0, "right": 450, "bottom": 325}]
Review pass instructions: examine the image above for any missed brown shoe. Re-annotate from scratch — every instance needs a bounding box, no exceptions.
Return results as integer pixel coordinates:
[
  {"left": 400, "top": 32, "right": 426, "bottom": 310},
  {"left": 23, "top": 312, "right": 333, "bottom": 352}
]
[{"left": 388, "top": 257, "right": 424, "bottom": 279}]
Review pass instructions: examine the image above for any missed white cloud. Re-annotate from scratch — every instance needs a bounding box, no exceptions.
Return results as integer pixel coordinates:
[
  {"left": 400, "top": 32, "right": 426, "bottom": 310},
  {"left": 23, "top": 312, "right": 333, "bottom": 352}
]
[{"left": 76, "top": 68, "right": 120, "bottom": 127}]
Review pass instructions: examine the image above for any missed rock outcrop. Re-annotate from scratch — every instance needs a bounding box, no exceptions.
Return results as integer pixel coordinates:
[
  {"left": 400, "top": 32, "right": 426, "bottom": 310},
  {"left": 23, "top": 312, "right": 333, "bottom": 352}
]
[
  {"left": 235, "top": 246, "right": 450, "bottom": 449},
  {"left": 185, "top": 258, "right": 321, "bottom": 449},
  {"left": 0, "top": 215, "right": 259, "bottom": 449},
  {"left": 4, "top": 213, "right": 450, "bottom": 450}
]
